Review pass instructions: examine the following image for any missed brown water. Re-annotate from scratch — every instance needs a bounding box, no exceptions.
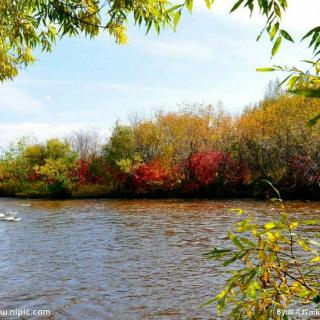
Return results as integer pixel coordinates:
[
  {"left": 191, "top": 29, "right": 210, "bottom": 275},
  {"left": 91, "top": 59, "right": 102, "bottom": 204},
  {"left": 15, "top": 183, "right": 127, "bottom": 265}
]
[{"left": 0, "top": 198, "right": 319, "bottom": 319}]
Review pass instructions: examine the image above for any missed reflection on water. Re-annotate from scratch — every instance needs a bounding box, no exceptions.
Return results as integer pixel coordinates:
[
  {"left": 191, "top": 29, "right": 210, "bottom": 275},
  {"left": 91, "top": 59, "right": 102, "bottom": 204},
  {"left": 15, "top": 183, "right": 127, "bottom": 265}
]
[{"left": 0, "top": 198, "right": 318, "bottom": 319}]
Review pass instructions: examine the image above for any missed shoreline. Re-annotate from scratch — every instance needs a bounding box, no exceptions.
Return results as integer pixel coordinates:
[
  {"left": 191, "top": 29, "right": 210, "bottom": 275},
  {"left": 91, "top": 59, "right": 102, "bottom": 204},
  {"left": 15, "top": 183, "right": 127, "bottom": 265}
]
[{"left": 0, "top": 194, "right": 319, "bottom": 201}]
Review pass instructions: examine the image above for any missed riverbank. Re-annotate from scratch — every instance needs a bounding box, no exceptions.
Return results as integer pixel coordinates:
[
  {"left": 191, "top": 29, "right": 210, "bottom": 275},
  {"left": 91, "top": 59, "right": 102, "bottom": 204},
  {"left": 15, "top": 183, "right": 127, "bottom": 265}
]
[{"left": 1, "top": 183, "right": 320, "bottom": 200}]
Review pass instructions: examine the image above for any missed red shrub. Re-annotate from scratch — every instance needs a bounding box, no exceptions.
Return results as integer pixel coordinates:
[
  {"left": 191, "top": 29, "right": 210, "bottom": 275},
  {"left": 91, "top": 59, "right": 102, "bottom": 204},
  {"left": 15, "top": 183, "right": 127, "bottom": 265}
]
[
  {"left": 132, "top": 160, "right": 168, "bottom": 192},
  {"left": 132, "top": 160, "right": 183, "bottom": 193},
  {"left": 189, "top": 151, "right": 224, "bottom": 186},
  {"left": 27, "top": 170, "right": 41, "bottom": 182},
  {"left": 288, "top": 156, "right": 320, "bottom": 186},
  {"left": 76, "top": 159, "right": 102, "bottom": 184},
  {"left": 188, "top": 151, "right": 247, "bottom": 187}
]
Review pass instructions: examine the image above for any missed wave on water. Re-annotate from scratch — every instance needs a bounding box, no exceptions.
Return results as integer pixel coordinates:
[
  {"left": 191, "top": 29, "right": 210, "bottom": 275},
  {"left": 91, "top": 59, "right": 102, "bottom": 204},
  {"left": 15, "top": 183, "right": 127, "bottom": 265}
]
[{"left": 0, "top": 211, "right": 21, "bottom": 222}]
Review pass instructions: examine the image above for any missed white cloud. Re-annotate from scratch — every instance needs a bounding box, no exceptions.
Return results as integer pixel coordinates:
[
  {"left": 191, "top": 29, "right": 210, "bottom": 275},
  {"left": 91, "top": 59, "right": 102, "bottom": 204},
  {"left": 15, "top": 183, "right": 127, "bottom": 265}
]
[
  {"left": 194, "top": 0, "right": 319, "bottom": 34},
  {"left": 281, "top": 0, "right": 319, "bottom": 34},
  {"left": 132, "top": 36, "right": 214, "bottom": 61},
  {"left": 0, "top": 86, "right": 46, "bottom": 115},
  {"left": 0, "top": 122, "right": 109, "bottom": 149},
  {"left": 18, "top": 78, "right": 216, "bottom": 101}
]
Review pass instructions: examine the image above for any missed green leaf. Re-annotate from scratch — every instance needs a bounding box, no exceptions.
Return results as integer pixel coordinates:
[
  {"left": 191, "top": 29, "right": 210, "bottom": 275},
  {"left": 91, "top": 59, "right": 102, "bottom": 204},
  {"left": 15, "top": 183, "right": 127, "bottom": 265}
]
[
  {"left": 291, "top": 88, "right": 320, "bottom": 98},
  {"left": 145, "top": 21, "right": 153, "bottom": 34},
  {"left": 204, "top": 248, "right": 231, "bottom": 259},
  {"left": 185, "top": 0, "right": 193, "bottom": 13},
  {"left": 302, "top": 59, "right": 320, "bottom": 66},
  {"left": 310, "top": 256, "right": 320, "bottom": 262},
  {"left": 280, "top": 29, "right": 294, "bottom": 42},
  {"left": 287, "top": 75, "right": 299, "bottom": 90},
  {"left": 230, "top": 0, "right": 245, "bottom": 13},
  {"left": 278, "top": 0, "right": 288, "bottom": 9},
  {"left": 174, "top": 11, "right": 181, "bottom": 31},
  {"left": 229, "top": 208, "right": 246, "bottom": 215},
  {"left": 200, "top": 297, "right": 216, "bottom": 308},
  {"left": 228, "top": 232, "right": 244, "bottom": 249},
  {"left": 223, "top": 252, "right": 245, "bottom": 266},
  {"left": 308, "top": 32, "right": 319, "bottom": 49},
  {"left": 298, "top": 239, "right": 312, "bottom": 251},
  {"left": 270, "top": 23, "right": 279, "bottom": 41},
  {"left": 165, "top": 4, "right": 183, "bottom": 14},
  {"left": 308, "top": 239, "right": 320, "bottom": 246},
  {"left": 273, "top": 2, "right": 282, "bottom": 19},
  {"left": 265, "top": 222, "right": 276, "bottom": 230},
  {"left": 261, "top": 180, "right": 281, "bottom": 199},
  {"left": 278, "top": 74, "right": 292, "bottom": 86},
  {"left": 256, "top": 67, "right": 276, "bottom": 72},
  {"left": 307, "top": 114, "right": 320, "bottom": 127},
  {"left": 204, "top": 0, "right": 214, "bottom": 9},
  {"left": 240, "top": 237, "right": 256, "bottom": 248},
  {"left": 272, "top": 36, "right": 282, "bottom": 56},
  {"left": 302, "top": 26, "right": 320, "bottom": 41},
  {"left": 300, "top": 219, "right": 318, "bottom": 225}
]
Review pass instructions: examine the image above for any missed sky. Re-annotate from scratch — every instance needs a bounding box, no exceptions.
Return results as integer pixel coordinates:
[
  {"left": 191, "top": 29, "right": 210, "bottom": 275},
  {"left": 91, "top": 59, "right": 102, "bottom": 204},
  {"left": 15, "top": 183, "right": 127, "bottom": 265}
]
[{"left": 0, "top": 0, "right": 318, "bottom": 146}]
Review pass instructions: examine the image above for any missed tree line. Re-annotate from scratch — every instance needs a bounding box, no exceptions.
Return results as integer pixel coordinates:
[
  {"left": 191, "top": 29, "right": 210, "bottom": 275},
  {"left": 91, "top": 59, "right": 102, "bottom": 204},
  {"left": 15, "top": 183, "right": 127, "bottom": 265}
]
[{"left": 1, "top": 94, "right": 320, "bottom": 198}]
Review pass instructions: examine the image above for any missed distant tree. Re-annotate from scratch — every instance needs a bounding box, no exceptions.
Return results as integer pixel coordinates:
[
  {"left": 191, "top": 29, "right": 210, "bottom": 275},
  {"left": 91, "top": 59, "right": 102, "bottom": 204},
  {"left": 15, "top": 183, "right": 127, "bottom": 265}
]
[
  {"left": 66, "top": 129, "right": 102, "bottom": 160},
  {"left": 104, "top": 124, "right": 136, "bottom": 167},
  {"left": 263, "top": 80, "right": 285, "bottom": 101}
]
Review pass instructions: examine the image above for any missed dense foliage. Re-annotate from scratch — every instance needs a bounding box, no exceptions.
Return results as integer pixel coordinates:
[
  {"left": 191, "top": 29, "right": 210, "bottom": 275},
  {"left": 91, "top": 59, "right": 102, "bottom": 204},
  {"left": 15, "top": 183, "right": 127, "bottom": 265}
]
[
  {"left": 205, "top": 200, "right": 320, "bottom": 319},
  {"left": 1, "top": 95, "right": 320, "bottom": 198}
]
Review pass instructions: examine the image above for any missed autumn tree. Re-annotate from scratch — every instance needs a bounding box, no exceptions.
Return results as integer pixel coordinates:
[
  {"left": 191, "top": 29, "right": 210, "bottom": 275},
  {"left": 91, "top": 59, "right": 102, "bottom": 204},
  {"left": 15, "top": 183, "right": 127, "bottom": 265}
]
[
  {"left": 131, "top": 105, "right": 231, "bottom": 166},
  {"left": 236, "top": 96, "right": 320, "bottom": 185}
]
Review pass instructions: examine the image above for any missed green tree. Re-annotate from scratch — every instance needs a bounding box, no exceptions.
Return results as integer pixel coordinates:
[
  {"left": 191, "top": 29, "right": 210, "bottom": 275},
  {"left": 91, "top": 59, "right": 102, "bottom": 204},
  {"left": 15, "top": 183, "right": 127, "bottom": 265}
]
[
  {"left": 32, "top": 139, "right": 78, "bottom": 196},
  {"left": 0, "top": 138, "right": 31, "bottom": 185},
  {"left": 104, "top": 124, "right": 137, "bottom": 170},
  {"left": 0, "top": 138, "right": 78, "bottom": 196}
]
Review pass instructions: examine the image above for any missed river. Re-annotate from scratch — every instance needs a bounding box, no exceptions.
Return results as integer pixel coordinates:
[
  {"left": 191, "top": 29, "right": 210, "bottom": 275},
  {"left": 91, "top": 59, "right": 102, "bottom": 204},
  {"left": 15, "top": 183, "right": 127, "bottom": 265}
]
[{"left": 0, "top": 198, "right": 319, "bottom": 319}]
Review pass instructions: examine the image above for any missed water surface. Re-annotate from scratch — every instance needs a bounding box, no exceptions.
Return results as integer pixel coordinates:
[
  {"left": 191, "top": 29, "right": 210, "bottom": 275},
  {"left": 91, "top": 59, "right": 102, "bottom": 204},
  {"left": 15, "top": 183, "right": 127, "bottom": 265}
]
[{"left": 0, "top": 198, "right": 319, "bottom": 319}]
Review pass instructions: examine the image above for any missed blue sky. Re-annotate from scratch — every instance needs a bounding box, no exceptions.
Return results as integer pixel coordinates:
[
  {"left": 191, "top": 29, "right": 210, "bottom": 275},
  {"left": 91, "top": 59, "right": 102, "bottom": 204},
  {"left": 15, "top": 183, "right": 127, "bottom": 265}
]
[{"left": 0, "top": 0, "right": 318, "bottom": 145}]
